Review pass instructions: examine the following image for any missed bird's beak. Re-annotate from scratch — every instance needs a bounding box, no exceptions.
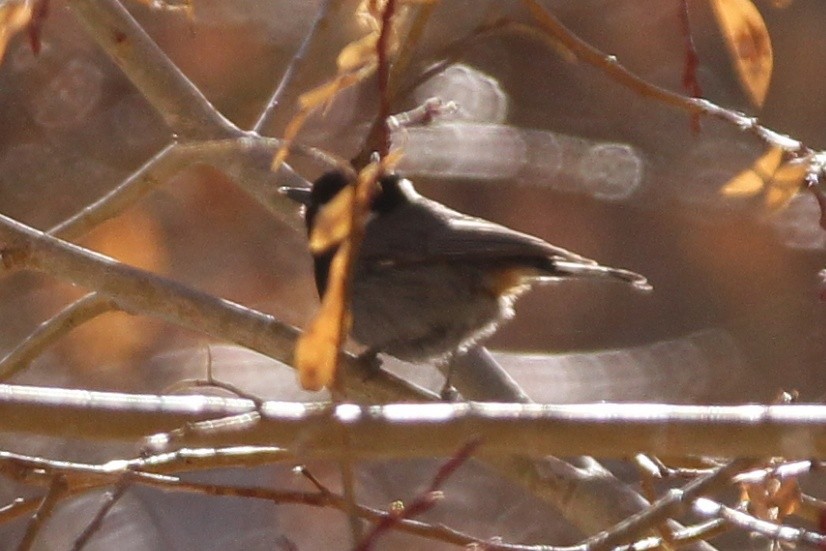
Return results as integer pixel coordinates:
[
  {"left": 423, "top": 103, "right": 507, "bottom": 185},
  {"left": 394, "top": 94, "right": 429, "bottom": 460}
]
[{"left": 279, "top": 186, "right": 312, "bottom": 206}]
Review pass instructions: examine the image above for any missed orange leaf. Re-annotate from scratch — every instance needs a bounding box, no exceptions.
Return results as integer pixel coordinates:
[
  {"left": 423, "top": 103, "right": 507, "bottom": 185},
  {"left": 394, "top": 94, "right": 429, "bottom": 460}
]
[
  {"left": 0, "top": 1, "right": 32, "bottom": 64},
  {"left": 294, "top": 154, "right": 405, "bottom": 390},
  {"left": 298, "top": 70, "right": 369, "bottom": 112},
  {"left": 295, "top": 243, "right": 352, "bottom": 391},
  {"left": 309, "top": 184, "right": 355, "bottom": 254},
  {"left": 338, "top": 32, "right": 379, "bottom": 72},
  {"left": 709, "top": 0, "right": 773, "bottom": 107},
  {"left": 764, "top": 155, "right": 808, "bottom": 210},
  {"left": 722, "top": 147, "right": 809, "bottom": 210},
  {"left": 721, "top": 146, "right": 783, "bottom": 198},
  {"left": 271, "top": 67, "right": 374, "bottom": 173}
]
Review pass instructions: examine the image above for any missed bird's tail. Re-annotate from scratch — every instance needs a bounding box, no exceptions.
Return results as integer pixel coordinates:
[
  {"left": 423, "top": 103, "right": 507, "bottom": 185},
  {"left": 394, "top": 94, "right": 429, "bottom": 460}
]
[{"left": 552, "top": 260, "right": 652, "bottom": 292}]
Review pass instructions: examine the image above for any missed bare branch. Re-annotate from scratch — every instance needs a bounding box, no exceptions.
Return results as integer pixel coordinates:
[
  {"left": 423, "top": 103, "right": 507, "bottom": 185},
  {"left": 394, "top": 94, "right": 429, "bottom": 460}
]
[
  {"left": 355, "top": 439, "right": 480, "bottom": 550},
  {"left": 582, "top": 458, "right": 756, "bottom": 551},
  {"left": 0, "top": 212, "right": 431, "bottom": 403},
  {"left": 48, "top": 142, "right": 178, "bottom": 240},
  {"left": 67, "top": 0, "right": 240, "bottom": 139},
  {"left": 0, "top": 448, "right": 726, "bottom": 551},
  {"left": 0, "top": 387, "right": 822, "bottom": 458},
  {"left": 0, "top": 292, "right": 116, "bottom": 382},
  {"left": 252, "top": 0, "right": 334, "bottom": 134},
  {"left": 521, "top": 0, "right": 803, "bottom": 153}
]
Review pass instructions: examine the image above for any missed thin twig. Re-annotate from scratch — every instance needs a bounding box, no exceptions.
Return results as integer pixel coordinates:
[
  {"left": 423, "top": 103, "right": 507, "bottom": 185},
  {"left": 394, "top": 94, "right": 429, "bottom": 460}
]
[
  {"left": 339, "top": 429, "right": 364, "bottom": 545},
  {"left": 693, "top": 497, "right": 826, "bottom": 548},
  {"left": 71, "top": 474, "right": 133, "bottom": 551},
  {"left": 161, "top": 345, "right": 267, "bottom": 408},
  {"left": 583, "top": 458, "right": 757, "bottom": 551},
  {"left": 0, "top": 293, "right": 116, "bottom": 382},
  {"left": 0, "top": 448, "right": 777, "bottom": 551},
  {"left": 252, "top": 0, "right": 334, "bottom": 134},
  {"left": 16, "top": 474, "right": 67, "bottom": 551},
  {"left": 521, "top": 0, "right": 804, "bottom": 153},
  {"left": 678, "top": 0, "right": 702, "bottom": 99},
  {"left": 48, "top": 142, "right": 178, "bottom": 240},
  {"left": 355, "top": 439, "right": 480, "bottom": 550},
  {"left": 375, "top": 0, "right": 396, "bottom": 158}
]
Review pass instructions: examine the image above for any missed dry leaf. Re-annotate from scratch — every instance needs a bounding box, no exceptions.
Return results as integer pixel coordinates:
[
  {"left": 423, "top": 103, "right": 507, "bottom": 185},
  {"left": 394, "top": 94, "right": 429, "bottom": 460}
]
[
  {"left": 764, "top": 155, "right": 809, "bottom": 210},
  {"left": 722, "top": 147, "right": 808, "bottom": 210},
  {"left": 741, "top": 476, "right": 802, "bottom": 523},
  {"left": 709, "top": 0, "right": 773, "bottom": 107},
  {"left": 722, "top": 146, "right": 783, "bottom": 198},
  {"left": 338, "top": 33, "right": 380, "bottom": 72},
  {"left": 272, "top": 0, "right": 415, "bottom": 172},
  {"left": 295, "top": 241, "right": 352, "bottom": 391},
  {"left": 309, "top": 184, "right": 355, "bottom": 253},
  {"left": 0, "top": 0, "right": 32, "bottom": 64}
]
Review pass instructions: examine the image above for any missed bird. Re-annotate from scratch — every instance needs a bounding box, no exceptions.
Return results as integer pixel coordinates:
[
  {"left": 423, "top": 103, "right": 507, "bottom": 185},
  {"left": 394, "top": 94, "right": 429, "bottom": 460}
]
[{"left": 283, "top": 170, "right": 650, "bottom": 387}]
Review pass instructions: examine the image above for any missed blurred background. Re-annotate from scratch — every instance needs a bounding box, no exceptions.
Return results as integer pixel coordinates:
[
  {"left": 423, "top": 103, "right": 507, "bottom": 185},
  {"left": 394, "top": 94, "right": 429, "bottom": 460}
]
[{"left": 0, "top": 0, "right": 823, "bottom": 548}]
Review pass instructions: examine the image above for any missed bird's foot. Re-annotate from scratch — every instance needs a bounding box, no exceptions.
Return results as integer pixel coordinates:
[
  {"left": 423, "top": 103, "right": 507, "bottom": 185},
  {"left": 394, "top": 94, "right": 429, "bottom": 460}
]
[
  {"left": 357, "top": 348, "right": 383, "bottom": 380},
  {"left": 439, "top": 383, "right": 461, "bottom": 402}
]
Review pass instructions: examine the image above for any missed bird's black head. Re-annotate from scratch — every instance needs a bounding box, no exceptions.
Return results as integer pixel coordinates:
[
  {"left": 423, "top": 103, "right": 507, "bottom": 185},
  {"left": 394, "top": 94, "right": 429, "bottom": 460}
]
[
  {"left": 373, "top": 173, "right": 409, "bottom": 214},
  {"left": 279, "top": 171, "right": 351, "bottom": 234},
  {"left": 310, "top": 170, "right": 350, "bottom": 207},
  {"left": 281, "top": 170, "right": 414, "bottom": 298},
  {"left": 282, "top": 170, "right": 412, "bottom": 235}
]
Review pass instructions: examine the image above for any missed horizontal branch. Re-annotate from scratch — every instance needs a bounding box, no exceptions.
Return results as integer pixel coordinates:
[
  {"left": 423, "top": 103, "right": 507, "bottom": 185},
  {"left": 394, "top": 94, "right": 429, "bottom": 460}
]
[{"left": 0, "top": 384, "right": 823, "bottom": 459}]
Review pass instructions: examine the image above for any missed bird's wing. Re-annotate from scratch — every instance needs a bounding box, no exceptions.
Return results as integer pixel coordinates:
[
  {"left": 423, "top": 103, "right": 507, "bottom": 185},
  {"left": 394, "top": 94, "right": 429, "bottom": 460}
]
[{"left": 360, "top": 198, "right": 598, "bottom": 266}]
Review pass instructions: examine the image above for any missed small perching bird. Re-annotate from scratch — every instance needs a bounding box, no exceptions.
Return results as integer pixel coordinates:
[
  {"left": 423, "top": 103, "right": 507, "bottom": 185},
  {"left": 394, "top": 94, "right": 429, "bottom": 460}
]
[{"left": 283, "top": 171, "right": 651, "bottom": 383}]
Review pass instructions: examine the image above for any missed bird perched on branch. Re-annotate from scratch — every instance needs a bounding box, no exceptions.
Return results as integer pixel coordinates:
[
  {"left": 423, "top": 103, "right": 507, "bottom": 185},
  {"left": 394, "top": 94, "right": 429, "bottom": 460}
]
[{"left": 283, "top": 170, "right": 650, "bottom": 388}]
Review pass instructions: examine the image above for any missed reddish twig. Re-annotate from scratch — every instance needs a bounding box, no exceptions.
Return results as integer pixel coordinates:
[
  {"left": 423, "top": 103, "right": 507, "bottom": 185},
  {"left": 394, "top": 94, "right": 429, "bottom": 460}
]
[
  {"left": 375, "top": 0, "right": 397, "bottom": 158},
  {"left": 26, "top": 0, "right": 49, "bottom": 55},
  {"left": 678, "top": 0, "right": 702, "bottom": 99},
  {"left": 354, "top": 439, "right": 481, "bottom": 551},
  {"left": 678, "top": 0, "right": 702, "bottom": 132}
]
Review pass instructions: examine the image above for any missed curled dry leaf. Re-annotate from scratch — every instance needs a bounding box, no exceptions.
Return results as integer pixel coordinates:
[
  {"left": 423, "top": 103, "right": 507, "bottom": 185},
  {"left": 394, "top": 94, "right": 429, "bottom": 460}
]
[
  {"left": 709, "top": 0, "right": 773, "bottom": 108},
  {"left": 722, "top": 146, "right": 810, "bottom": 210},
  {"left": 271, "top": 67, "right": 372, "bottom": 172},
  {"left": 740, "top": 476, "right": 802, "bottom": 523},
  {"left": 0, "top": 0, "right": 33, "bottom": 63},
  {"left": 295, "top": 241, "right": 352, "bottom": 391},
  {"left": 271, "top": 0, "right": 425, "bottom": 173},
  {"left": 764, "top": 155, "right": 810, "bottom": 209},
  {"left": 310, "top": 184, "right": 355, "bottom": 254}
]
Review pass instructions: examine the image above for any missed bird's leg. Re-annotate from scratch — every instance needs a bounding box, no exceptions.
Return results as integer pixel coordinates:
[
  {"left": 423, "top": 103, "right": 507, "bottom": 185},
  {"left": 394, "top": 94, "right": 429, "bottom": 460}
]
[
  {"left": 438, "top": 352, "right": 461, "bottom": 402},
  {"left": 356, "top": 347, "right": 383, "bottom": 380}
]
